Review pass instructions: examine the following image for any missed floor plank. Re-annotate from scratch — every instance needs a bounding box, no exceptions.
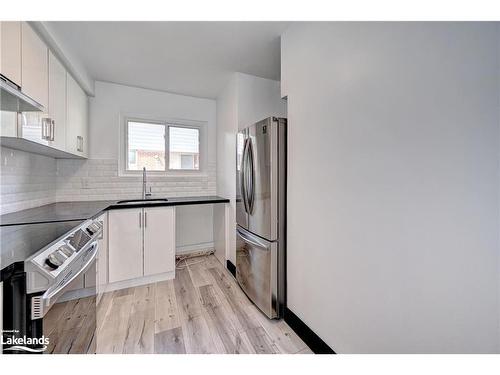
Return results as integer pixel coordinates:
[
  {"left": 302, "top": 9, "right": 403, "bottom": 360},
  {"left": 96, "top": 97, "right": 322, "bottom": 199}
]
[
  {"left": 199, "top": 284, "right": 252, "bottom": 354},
  {"left": 186, "top": 257, "right": 212, "bottom": 287},
  {"left": 122, "top": 284, "right": 155, "bottom": 354},
  {"left": 155, "top": 327, "right": 186, "bottom": 354},
  {"left": 96, "top": 291, "right": 135, "bottom": 353},
  {"left": 48, "top": 254, "right": 307, "bottom": 354},
  {"left": 247, "top": 303, "right": 307, "bottom": 354},
  {"left": 297, "top": 347, "right": 314, "bottom": 354},
  {"left": 155, "top": 279, "right": 180, "bottom": 333},
  {"left": 174, "top": 267, "right": 216, "bottom": 353},
  {"left": 44, "top": 296, "right": 96, "bottom": 354}
]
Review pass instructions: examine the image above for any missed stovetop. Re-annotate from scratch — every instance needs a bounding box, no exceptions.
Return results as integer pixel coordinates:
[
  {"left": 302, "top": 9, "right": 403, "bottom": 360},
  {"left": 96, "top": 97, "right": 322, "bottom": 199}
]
[{"left": 0, "top": 220, "right": 84, "bottom": 274}]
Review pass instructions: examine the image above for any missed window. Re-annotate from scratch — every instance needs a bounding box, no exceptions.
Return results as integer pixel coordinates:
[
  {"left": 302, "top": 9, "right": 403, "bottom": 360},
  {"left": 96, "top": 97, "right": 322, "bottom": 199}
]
[
  {"left": 169, "top": 126, "right": 199, "bottom": 170},
  {"left": 127, "top": 121, "right": 165, "bottom": 171},
  {"left": 124, "top": 119, "right": 202, "bottom": 173}
]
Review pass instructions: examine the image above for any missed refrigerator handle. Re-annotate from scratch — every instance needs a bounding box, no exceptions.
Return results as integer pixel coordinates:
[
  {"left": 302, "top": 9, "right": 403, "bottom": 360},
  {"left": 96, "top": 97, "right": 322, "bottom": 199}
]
[
  {"left": 237, "top": 227, "right": 270, "bottom": 250},
  {"left": 247, "top": 138, "right": 255, "bottom": 213},
  {"left": 241, "top": 138, "right": 250, "bottom": 214}
]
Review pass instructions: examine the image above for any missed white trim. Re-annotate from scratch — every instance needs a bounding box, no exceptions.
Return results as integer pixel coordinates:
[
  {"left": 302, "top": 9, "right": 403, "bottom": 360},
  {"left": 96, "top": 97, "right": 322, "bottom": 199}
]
[
  {"left": 100, "top": 271, "right": 175, "bottom": 293},
  {"left": 176, "top": 242, "right": 214, "bottom": 255},
  {"left": 119, "top": 113, "right": 208, "bottom": 177}
]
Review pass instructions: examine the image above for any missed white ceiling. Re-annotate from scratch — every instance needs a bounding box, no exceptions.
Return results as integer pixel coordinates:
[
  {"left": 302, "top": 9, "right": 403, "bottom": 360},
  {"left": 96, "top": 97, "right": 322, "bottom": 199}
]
[{"left": 47, "top": 22, "right": 289, "bottom": 99}]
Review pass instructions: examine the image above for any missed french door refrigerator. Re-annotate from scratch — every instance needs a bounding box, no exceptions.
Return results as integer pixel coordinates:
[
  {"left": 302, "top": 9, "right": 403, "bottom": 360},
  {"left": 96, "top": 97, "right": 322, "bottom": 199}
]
[{"left": 236, "top": 117, "right": 286, "bottom": 319}]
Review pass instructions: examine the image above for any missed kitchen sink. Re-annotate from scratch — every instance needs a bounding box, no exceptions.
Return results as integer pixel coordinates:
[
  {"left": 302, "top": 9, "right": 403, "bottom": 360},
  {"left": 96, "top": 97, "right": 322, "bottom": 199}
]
[{"left": 116, "top": 198, "right": 169, "bottom": 204}]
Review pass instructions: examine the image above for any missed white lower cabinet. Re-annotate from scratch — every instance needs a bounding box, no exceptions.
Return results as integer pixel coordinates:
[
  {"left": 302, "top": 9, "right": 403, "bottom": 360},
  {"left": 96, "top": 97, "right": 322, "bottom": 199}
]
[
  {"left": 143, "top": 206, "right": 176, "bottom": 277},
  {"left": 108, "top": 206, "right": 176, "bottom": 285},
  {"left": 108, "top": 208, "right": 143, "bottom": 283}
]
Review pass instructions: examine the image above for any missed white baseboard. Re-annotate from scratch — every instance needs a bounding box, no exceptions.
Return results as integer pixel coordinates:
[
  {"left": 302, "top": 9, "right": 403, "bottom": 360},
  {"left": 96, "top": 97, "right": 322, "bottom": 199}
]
[
  {"left": 101, "top": 271, "right": 176, "bottom": 293},
  {"left": 176, "top": 242, "right": 214, "bottom": 255}
]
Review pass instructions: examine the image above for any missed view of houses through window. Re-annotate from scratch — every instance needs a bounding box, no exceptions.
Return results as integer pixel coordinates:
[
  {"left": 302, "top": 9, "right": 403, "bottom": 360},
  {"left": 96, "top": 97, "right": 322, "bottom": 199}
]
[
  {"left": 169, "top": 126, "right": 200, "bottom": 170},
  {"left": 126, "top": 120, "right": 200, "bottom": 171}
]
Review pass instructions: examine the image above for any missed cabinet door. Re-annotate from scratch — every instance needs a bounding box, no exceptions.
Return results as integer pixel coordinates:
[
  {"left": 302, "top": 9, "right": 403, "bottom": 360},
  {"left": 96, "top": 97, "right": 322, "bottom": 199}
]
[
  {"left": 108, "top": 208, "right": 143, "bottom": 283},
  {"left": 21, "top": 22, "right": 48, "bottom": 108},
  {"left": 144, "top": 207, "right": 175, "bottom": 276},
  {"left": 0, "top": 21, "right": 22, "bottom": 86},
  {"left": 48, "top": 51, "right": 66, "bottom": 151},
  {"left": 66, "top": 73, "right": 88, "bottom": 157}
]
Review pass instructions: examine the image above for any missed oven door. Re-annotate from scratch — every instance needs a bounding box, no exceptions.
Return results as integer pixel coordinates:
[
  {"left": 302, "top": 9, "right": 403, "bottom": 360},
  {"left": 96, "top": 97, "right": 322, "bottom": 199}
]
[{"left": 38, "top": 242, "right": 98, "bottom": 354}]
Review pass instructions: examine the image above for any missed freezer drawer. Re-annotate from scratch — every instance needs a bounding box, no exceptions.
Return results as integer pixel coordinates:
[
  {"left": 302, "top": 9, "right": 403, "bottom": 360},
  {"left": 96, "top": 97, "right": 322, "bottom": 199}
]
[{"left": 236, "top": 226, "right": 279, "bottom": 319}]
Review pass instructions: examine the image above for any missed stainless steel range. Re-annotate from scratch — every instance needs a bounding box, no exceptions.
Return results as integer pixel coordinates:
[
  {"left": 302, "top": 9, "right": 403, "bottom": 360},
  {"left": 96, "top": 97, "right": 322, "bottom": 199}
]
[
  {"left": 1, "top": 218, "right": 102, "bottom": 354},
  {"left": 25, "top": 220, "right": 102, "bottom": 319}
]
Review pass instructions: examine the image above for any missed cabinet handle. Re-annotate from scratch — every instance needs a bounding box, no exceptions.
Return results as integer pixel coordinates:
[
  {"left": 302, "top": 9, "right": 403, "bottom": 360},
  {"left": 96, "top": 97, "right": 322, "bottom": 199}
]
[
  {"left": 144, "top": 212, "right": 147, "bottom": 228},
  {"left": 41, "top": 118, "right": 51, "bottom": 140},
  {"left": 77, "top": 136, "right": 83, "bottom": 152},
  {"left": 41, "top": 119, "right": 45, "bottom": 139},
  {"left": 139, "top": 212, "right": 142, "bottom": 228},
  {"left": 97, "top": 220, "right": 104, "bottom": 239},
  {"left": 50, "top": 120, "right": 55, "bottom": 141}
]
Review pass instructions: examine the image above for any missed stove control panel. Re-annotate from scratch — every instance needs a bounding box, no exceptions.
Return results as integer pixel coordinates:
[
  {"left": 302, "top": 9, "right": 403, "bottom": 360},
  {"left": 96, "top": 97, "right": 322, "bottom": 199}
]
[{"left": 26, "top": 219, "right": 103, "bottom": 279}]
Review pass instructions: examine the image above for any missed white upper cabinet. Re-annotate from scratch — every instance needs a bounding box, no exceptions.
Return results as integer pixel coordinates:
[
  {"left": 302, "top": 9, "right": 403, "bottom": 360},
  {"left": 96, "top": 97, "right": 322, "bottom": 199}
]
[
  {"left": 0, "top": 21, "right": 22, "bottom": 87},
  {"left": 66, "top": 73, "right": 88, "bottom": 157},
  {"left": 48, "top": 50, "right": 66, "bottom": 151},
  {"left": 1, "top": 21, "right": 88, "bottom": 159},
  {"left": 21, "top": 22, "right": 48, "bottom": 108}
]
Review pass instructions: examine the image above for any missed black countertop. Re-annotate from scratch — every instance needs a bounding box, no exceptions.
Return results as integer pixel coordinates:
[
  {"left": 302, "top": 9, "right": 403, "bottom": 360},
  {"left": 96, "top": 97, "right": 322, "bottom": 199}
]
[
  {"left": 0, "top": 196, "right": 229, "bottom": 226},
  {"left": 1, "top": 220, "right": 84, "bottom": 273}
]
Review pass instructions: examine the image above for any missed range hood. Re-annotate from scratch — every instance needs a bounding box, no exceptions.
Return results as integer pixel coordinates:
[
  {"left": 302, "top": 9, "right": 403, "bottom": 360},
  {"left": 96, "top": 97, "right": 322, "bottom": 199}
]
[{"left": 0, "top": 75, "right": 44, "bottom": 112}]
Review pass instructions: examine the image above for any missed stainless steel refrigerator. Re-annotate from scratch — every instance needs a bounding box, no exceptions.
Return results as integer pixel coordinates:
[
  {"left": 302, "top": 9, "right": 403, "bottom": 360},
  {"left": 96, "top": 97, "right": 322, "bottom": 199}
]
[{"left": 236, "top": 117, "right": 286, "bottom": 319}]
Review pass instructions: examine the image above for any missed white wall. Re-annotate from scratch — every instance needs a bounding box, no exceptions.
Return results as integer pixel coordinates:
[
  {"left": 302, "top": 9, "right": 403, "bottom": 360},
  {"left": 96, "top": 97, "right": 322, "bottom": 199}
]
[
  {"left": 60, "top": 81, "right": 217, "bottom": 251},
  {"left": 215, "top": 73, "right": 286, "bottom": 264},
  {"left": 215, "top": 75, "right": 238, "bottom": 263},
  {"left": 236, "top": 73, "right": 287, "bottom": 130},
  {"left": 282, "top": 22, "right": 500, "bottom": 353}
]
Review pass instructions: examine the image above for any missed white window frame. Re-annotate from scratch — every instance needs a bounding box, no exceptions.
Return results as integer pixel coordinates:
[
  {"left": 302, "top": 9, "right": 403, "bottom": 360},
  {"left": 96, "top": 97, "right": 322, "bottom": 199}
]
[{"left": 120, "top": 115, "right": 207, "bottom": 176}]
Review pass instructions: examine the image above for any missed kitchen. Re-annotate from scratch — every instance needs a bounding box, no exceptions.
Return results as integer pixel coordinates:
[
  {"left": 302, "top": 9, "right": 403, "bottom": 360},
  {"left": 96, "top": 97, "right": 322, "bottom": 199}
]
[
  {"left": 1, "top": 14, "right": 500, "bottom": 363},
  {"left": 0, "top": 21, "right": 300, "bottom": 355}
]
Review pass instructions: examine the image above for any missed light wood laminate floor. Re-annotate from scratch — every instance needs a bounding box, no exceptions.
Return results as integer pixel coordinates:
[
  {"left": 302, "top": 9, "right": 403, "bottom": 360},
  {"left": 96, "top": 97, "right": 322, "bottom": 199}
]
[{"left": 92, "top": 254, "right": 311, "bottom": 354}]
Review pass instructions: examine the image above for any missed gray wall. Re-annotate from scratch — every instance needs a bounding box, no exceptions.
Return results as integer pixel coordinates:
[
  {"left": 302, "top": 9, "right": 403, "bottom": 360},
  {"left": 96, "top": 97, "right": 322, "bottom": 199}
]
[{"left": 281, "top": 22, "right": 500, "bottom": 353}]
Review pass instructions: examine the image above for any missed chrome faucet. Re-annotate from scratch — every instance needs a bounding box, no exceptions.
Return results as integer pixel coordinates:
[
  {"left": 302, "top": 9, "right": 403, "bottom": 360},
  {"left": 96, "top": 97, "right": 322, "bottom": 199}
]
[{"left": 142, "top": 167, "right": 152, "bottom": 199}]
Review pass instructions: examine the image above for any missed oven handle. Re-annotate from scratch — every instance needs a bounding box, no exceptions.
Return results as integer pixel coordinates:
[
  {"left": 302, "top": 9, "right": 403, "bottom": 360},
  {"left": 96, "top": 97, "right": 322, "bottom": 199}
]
[{"left": 31, "top": 241, "right": 99, "bottom": 320}]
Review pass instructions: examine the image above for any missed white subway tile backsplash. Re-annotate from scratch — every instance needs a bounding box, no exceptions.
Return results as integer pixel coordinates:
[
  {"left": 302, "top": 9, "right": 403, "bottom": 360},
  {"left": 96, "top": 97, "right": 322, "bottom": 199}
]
[
  {"left": 0, "top": 147, "right": 57, "bottom": 214},
  {"left": 55, "top": 158, "right": 216, "bottom": 202},
  {"left": 1, "top": 149, "right": 216, "bottom": 214}
]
